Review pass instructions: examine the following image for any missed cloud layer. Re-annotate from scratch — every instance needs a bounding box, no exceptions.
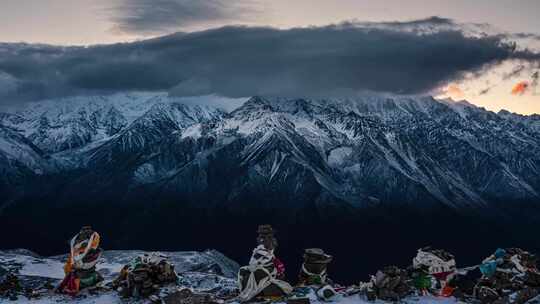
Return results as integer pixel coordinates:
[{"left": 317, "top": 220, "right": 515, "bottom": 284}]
[
  {"left": 0, "top": 18, "right": 539, "bottom": 104},
  {"left": 108, "top": 0, "right": 257, "bottom": 34}
]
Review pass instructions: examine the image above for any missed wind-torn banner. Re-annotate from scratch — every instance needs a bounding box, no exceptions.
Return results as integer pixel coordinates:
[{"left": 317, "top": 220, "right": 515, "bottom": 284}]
[{"left": 511, "top": 81, "right": 529, "bottom": 95}]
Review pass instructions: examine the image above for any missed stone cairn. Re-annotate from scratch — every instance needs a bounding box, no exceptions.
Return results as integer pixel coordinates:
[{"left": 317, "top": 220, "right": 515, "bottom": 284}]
[
  {"left": 366, "top": 266, "right": 411, "bottom": 301},
  {"left": 257, "top": 224, "right": 278, "bottom": 251},
  {"left": 113, "top": 253, "right": 177, "bottom": 299},
  {"left": 473, "top": 248, "right": 540, "bottom": 304},
  {"left": 298, "top": 248, "right": 333, "bottom": 286},
  {"left": 237, "top": 225, "right": 293, "bottom": 301},
  {"left": 0, "top": 273, "right": 21, "bottom": 301}
]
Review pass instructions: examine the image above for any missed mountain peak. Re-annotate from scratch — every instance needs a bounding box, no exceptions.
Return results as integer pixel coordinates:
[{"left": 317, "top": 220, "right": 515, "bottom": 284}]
[{"left": 1, "top": 92, "right": 540, "bottom": 210}]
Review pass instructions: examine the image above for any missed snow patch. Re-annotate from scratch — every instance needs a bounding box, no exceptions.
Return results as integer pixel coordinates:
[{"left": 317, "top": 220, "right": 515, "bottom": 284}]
[
  {"left": 182, "top": 124, "right": 202, "bottom": 139},
  {"left": 328, "top": 147, "right": 353, "bottom": 166}
]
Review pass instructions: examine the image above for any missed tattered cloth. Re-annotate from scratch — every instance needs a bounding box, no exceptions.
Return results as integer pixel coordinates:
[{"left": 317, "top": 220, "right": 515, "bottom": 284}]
[
  {"left": 237, "top": 245, "right": 293, "bottom": 302},
  {"left": 474, "top": 248, "right": 540, "bottom": 303},
  {"left": 58, "top": 230, "right": 103, "bottom": 295},
  {"left": 68, "top": 231, "right": 102, "bottom": 271},
  {"left": 413, "top": 247, "right": 456, "bottom": 279}
]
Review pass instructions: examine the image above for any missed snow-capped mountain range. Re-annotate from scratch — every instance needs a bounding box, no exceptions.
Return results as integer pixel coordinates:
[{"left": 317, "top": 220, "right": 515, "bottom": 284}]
[{"left": 1, "top": 92, "right": 539, "bottom": 211}]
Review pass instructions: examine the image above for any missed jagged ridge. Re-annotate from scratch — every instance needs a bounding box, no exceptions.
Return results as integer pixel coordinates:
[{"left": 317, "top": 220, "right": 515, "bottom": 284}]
[{"left": 1, "top": 92, "right": 539, "bottom": 211}]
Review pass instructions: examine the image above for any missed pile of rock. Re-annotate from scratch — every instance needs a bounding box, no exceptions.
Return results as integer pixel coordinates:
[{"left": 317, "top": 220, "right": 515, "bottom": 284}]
[
  {"left": 366, "top": 266, "right": 411, "bottom": 301},
  {"left": 298, "top": 248, "right": 333, "bottom": 286},
  {"left": 411, "top": 247, "right": 457, "bottom": 296},
  {"left": 0, "top": 273, "right": 21, "bottom": 301},
  {"left": 473, "top": 248, "right": 540, "bottom": 304},
  {"left": 360, "top": 247, "right": 457, "bottom": 301},
  {"left": 112, "top": 253, "right": 178, "bottom": 299},
  {"left": 446, "top": 266, "right": 482, "bottom": 300},
  {"left": 162, "top": 288, "right": 220, "bottom": 304},
  {"left": 0, "top": 270, "right": 57, "bottom": 301},
  {"left": 237, "top": 225, "right": 293, "bottom": 302},
  {"left": 256, "top": 225, "right": 278, "bottom": 252}
]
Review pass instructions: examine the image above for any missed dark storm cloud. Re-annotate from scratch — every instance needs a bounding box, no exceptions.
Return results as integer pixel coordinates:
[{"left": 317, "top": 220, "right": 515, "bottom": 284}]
[
  {"left": 1, "top": 19, "right": 540, "bottom": 103},
  {"left": 108, "top": 0, "right": 257, "bottom": 34}
]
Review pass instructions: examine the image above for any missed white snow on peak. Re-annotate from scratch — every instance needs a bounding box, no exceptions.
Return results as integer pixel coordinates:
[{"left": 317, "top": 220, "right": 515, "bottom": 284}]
[
  {"left": 170, "top": 94, "right": 247, "bottom": 113},
  {"left": 437, "top": 98, "right": 476, "bottom": 119},
  {"left": 327, "top": 147, "right": 353, "bottom": 166},
  {"left": 182, "top": 124, "right": 202, "bottom": 139},
  {"left": 1, "top": 91, "right": 540, "bottom": 208},
  {"left": 0, "top": 126, "right": 48, "bottom": 174},
  {"left": 0, "top": 92, "right": 231, "bottom": 155}
]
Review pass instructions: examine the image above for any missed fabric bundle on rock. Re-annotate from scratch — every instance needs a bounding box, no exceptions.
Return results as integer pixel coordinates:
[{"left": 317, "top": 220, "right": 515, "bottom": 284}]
[
  {"left": 446, "top": 267, "right": 482, "bottom": 300},
  {"left": 112, "top": 252, "right": 178, "bottom": 299},
  {"left": 412, "top": 247, "right": 456, "bottom": 295},
  {"left": 58, "top": 226, "right": 103, "bottom": 295},
  {"left": 238, "top": 245, "right": 293, "bottom": 302},
  {"left": 413, "top": 247, "right": 456, "bottom": 279},
  {"left": 474, "top": 248, "right": 540, "bottom": 304},
  {"left": 298, "top": 248, "right": 333, "bottom": 286},
  {"left": 238, "top": 225, "right": 292, "bottom": 302},
  {"left": 411, "top": 268, "right": 432, "bottom": 293}
]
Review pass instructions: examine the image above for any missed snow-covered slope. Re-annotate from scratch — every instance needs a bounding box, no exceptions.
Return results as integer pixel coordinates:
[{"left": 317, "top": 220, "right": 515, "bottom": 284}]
[
  {"left": 0, "top": 93, "right": 228, "bottom": 155},
  {"left": 6, "top": 249, "right": 540, "bottom": 304},
  {"left": 147, "top": 94, "right": 540, "bottom": 209},
  {"left": 0, "top": 248, "right": 239, "bottom": 303},
  {"left": 0, "top": 93, "right": 159, "bottom": 153},
  {"left": 1, "top": 92, "right": 540, "bottom": 211},
  {"left": 0, "top": 125, "right": 50, "bottom": 203},
  {"left": 0, "top": 248, "right": 239, "bottom": 280},
  {"left": 82, "top": 101, "right": 225, "bottom": 168},
  {"left": 0, "top": 125, "right": 49, "bottom": 175},
  {"left": 0, "top": 249, "right": 470, "bottom": 304},
  {"left": 498, "top": 109, "right": 540, "bottom": 132},
  {"left": 212, "top": 95, "right": 540, "bottom": 207}
]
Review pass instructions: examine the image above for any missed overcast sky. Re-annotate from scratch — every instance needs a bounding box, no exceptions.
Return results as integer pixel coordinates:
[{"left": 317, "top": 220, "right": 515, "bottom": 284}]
[
  {"left": 2, "top": 0, "right": 540, "bottom": 45},
  {"left": 0, "top": 0, "right": 539, "bottom": 114}
]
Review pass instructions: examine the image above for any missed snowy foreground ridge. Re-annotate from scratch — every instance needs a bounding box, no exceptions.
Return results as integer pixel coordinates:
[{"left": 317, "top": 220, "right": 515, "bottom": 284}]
[
  {"left": 0, "top": 249, "right": 239, "bottom": 303},
  {"left": 0, "top": 249, "right": 500, "bottom": 304}
]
